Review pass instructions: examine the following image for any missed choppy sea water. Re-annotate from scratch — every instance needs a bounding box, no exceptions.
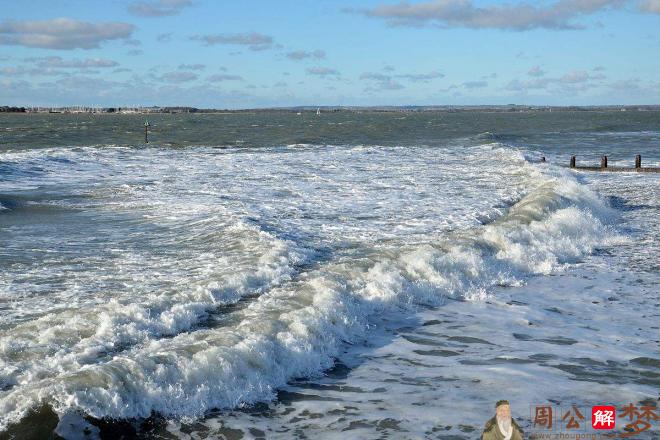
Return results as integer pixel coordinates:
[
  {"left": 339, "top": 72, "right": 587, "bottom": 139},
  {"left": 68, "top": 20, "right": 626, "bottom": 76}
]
[{"left": 0, "top": 112, "right": 658, "bottom": 439}]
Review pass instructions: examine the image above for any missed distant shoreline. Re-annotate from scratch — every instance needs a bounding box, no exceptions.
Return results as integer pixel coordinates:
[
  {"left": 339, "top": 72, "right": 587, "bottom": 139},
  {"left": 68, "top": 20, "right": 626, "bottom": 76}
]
[{"left": 2, "top": 105, "right": 660, "bottom": 114}]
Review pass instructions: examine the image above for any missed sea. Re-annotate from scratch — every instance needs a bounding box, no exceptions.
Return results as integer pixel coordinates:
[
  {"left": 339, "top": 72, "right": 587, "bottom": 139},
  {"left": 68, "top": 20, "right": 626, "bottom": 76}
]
[{"left": 0, "top": 111, "right": 658, "bottom": 439}]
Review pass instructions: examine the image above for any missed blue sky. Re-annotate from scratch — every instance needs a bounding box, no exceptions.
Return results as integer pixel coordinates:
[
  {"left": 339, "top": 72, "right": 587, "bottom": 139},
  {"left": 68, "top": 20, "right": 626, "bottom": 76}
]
[{"left": 1, "top": 0, "right": 659, "bottom": 107}]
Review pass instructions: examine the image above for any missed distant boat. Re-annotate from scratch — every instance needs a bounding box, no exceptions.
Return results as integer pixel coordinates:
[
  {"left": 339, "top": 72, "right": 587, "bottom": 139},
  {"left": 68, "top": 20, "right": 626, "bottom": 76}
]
[{"left": 316, "top": 108, "right": 321, "bottom": 116}]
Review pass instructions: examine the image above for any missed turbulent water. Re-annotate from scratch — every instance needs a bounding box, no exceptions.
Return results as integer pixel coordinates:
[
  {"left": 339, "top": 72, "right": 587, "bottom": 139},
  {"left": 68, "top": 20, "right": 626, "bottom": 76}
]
[{"left": 0, "top": 112, "right": 658, "bottom": 439}]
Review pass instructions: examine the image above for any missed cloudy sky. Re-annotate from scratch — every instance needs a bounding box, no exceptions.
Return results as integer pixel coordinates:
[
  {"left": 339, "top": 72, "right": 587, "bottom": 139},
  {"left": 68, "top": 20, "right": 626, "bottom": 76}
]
[{"left": 1, "top": 0, "right": 659, "bottom": 107}]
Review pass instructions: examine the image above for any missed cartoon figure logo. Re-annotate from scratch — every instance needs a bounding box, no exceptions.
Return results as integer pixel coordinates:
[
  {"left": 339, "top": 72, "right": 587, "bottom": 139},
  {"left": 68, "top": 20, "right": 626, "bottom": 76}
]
[{"left": 482, "top": 400, "right": 525, "bottom": 440}]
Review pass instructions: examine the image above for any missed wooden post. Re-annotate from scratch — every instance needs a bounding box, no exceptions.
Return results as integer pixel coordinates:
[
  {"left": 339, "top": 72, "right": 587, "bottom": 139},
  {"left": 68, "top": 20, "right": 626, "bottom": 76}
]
[
  {"left": 601, "top": 155, "right": 607, "bottom": 168},
  {"left": 635, "top": 154, "right": 641, "bottom": 168},
  {"left": 541, "top": 156, "right": 546, "bottom": 163},
  {"left": 144, "top": 120, "right": 150, "bottom": 143},
  {"left": 570, "top": 155, "right": 576, "bottom": 168}
]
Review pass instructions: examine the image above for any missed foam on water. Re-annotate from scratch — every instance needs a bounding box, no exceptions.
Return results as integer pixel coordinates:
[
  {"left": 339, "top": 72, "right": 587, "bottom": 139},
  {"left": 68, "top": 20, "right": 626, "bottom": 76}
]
[
  {"left": 0, "top": 142, "right": 622, "bottom": 432},
  {"left": 192, "top": 168, "right": 657, "bottom": 440}
]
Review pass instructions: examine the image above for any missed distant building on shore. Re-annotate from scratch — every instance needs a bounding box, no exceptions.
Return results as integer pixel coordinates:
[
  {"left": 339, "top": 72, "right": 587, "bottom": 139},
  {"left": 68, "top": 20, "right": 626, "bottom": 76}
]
[{"left": 0, "top": 106, "right": 203, "bottom": 114}]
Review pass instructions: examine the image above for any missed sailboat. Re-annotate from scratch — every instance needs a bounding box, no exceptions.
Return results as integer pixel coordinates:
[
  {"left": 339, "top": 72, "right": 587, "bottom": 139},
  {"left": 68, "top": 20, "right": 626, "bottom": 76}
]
[{"left": 316, "top": 107, "right": 320, "bottom": 116}]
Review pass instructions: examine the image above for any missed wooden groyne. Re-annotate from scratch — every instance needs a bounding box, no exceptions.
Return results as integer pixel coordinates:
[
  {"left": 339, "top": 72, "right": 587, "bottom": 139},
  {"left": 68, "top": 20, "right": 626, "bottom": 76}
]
[{"left": 568, "top": 155, "right": 660, "bottom": 173}]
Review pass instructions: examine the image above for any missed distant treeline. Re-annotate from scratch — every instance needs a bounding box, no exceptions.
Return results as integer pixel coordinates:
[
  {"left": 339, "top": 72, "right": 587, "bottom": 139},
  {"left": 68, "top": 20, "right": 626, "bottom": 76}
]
[{"left": 0, "top": 106, "right": 27, "bottom": 112}]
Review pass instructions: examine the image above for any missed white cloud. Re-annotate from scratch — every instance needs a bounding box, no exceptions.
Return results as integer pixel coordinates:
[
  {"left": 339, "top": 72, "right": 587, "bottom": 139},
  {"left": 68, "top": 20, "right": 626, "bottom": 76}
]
[
  {"left": 361, "top": 70, "right": 442, "bottom": 88},
  {"left": 560, "top": 70, "right": 591, "bottom": 83},
  {"left": 179, "top": 64, "right": 206, "bottom": 70},
  {"left": 161, "top": 71, "right": 198, "bottom": 83},
  {"left": 55, "top": 75, "right": 121, "bottom": 90},
  {"left": 609, "top": 78, "right": 641, "bottom": 90},
  {"left": 128, "top": 0, "right": 193, "bottom": 17},
  {"left": 639, "top": 0, "right": 660, "bottom": 13},
  {"left": 360, "top": 72, "right": 391, "bottom": 81},
  {"left": 0, "top": 18, "right": 134, "bottom": 49},
  {"left": 395, "top": 70, "right": 444, "bottom": 82},
  {"left": 0, "top": 74, "right": 259, "bottom": 108},
  {"left": 370, "top": 79, "right": 405, "bottom": 90},
  {"left": 360, "top": 72, "right": 405, "bottom": 90},
  {"left": 207, "top": 74, "right": 243, "bottom": 81},
  {"left": 191, "top": 33, "right": 274, "bottom": 51},
  {"left": 307, "top": 66, "right": 340, "bottom": 76},
  {"left": 463, "top": 80, "right": 488, "bottom": 88},
  {"left": 0, "top": 65, "right": 69, "bottom": 77},
  {"left": 505, "top": 78, "right": 554, "bottom": 90},
  {"left": 0, "top": 66, "right": 31, "bottom": 76},
  {"left": 286, "top": 49, "right": 326, "bottom": 60},
  {"left": 358, "top": 0, "right": 626, "bottom": 30},
  {"left": 528, "top": 65, "right": 545, "bottom": 77},
  {"left": 157, "top": 32, "right": 173, "bottom": 42},
  {"left": 28, "top": 56, "right": 119, "bottom": 69},
  {"left": 506, "top": 69, "right": 606, "bottom": 91}
]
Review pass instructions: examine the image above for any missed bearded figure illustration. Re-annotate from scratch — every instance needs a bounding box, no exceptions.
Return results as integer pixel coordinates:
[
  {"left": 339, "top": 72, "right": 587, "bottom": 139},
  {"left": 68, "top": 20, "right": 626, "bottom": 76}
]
[{"left": 482, "top": 400, "right": 524, "bottom": 440}]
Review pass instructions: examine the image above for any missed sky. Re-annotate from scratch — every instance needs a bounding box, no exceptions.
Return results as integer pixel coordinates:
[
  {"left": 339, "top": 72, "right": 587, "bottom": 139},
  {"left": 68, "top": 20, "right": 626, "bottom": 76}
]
[{"left": 1, "top": 0, "right": 660, "bottom": 108}]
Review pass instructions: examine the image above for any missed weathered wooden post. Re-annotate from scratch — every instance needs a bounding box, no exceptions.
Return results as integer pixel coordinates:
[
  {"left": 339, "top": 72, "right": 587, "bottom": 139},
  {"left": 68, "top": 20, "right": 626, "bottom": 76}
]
[
  {"left": 144, "top": 120, "right": 150, "bottom": 143},
  {"left": 635, "top": 154, "right": 641, "bottom": 169},
  {"left": 601, "top": 155, "right": 608, "bottom": 168},
  {"left": 570, "top": 155, "right": 576, "bottom": 168}
]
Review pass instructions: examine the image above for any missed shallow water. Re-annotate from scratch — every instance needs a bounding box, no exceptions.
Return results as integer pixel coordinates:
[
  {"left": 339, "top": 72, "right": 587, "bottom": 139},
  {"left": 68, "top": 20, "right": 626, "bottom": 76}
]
[{"left": 0, "top": 111, "right": 658, "bottom": 439}]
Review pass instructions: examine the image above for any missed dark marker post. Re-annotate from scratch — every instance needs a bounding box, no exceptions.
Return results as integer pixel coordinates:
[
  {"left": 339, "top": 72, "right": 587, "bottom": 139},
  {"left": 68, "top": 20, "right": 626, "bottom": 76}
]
[
  {"left": 144, "top": 120, "right": 150, "bottom": 143},
  {"left": 568, "top": 153, "right": 657, "bottom": 172}
]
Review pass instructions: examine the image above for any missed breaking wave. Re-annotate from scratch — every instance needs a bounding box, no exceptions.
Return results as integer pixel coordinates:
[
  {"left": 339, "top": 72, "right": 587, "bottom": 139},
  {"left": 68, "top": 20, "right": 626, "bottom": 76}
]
[{"left": 0, "top": 143, "right": 619, "bottom": 431}]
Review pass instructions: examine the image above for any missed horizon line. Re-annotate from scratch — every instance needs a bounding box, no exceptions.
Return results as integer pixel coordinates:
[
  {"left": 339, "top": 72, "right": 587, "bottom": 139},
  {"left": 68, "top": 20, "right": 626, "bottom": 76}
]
[{"left": 3, "top": 104, "right": 660, "bottom": 111}]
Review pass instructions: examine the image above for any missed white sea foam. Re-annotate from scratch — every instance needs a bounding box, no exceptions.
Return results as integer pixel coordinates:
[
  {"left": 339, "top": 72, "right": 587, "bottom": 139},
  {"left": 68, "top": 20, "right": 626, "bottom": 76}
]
[
  {"left": 0, "top": 143, "right": 620, "bottom": 431},
  {"left": 200, "top": 168, "right": 658, "bottom": 440}
]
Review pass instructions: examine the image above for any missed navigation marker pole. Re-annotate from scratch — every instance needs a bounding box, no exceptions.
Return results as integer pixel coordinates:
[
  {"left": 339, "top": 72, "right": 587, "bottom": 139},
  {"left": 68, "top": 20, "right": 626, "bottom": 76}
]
[{"left": 144, "top": 120, "right": 150, "bottom": 143}]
